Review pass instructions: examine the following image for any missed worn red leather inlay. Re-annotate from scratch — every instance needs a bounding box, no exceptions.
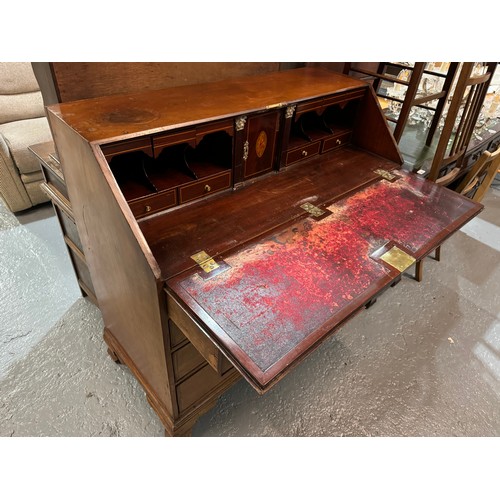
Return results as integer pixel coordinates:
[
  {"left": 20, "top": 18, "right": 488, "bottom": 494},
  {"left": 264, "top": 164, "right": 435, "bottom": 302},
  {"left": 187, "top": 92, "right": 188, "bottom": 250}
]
[{"left": 178, "top": 171, "right": 477, "bottom": 373}]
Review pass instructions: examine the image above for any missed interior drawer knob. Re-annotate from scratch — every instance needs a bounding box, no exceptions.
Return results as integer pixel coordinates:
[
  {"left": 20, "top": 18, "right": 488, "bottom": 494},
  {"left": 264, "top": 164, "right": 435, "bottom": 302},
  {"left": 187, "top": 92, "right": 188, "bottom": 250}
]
[
  {"left": 204, "top": 184, "right": 212, "bottom": 193},
  {"left": 336, "top": 139, "right": 342, "bottom": 145},
  {"left": 302, "top": 150, "right": 308, "bottom": 157},
  {"left": 145, "top": 205, "right": 152, "bottom": 212}
]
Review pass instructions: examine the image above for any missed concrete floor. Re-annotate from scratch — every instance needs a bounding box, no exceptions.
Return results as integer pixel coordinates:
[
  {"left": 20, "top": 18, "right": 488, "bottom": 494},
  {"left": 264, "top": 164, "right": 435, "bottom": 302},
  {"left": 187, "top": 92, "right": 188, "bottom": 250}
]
[{"left": 1, "top": 182, "right": 499, "bottom": 437}]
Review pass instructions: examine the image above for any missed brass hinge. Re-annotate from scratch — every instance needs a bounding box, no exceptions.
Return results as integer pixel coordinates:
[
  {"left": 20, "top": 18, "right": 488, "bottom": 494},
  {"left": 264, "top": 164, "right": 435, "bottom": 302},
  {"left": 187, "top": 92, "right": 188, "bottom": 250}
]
[
  {"left": 243, "top": 140, "right": 249, "bottom": 161},
  {"left": 191, "top": 250, "right": 231, "bottom": 280},
  {"left": 191, "top": 251, "right": 220, "bottom": 273}
]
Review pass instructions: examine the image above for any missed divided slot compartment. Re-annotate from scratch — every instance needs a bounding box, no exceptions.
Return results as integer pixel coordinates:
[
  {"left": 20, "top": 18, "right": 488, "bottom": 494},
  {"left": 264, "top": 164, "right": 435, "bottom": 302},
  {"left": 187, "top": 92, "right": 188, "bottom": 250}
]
[
  {"left": 104, "top": 124, "right": 235, "bottom": 219},
  {"left": 286, "top": 91, "right": 364, "bottom": 157}
]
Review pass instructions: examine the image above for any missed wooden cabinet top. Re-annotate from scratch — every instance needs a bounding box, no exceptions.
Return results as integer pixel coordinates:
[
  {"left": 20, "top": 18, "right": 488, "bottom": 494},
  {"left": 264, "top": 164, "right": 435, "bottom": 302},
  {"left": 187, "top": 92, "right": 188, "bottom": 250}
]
[{"left": 47, "top": 67, "right": 366, "bottom": 143}]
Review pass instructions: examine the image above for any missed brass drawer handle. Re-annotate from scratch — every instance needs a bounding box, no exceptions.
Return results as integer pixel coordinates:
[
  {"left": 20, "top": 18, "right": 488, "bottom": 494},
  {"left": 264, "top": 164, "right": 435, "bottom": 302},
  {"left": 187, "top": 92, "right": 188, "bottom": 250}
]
[
  {"left": 145, "top": 205, "right": 152, "bottom": 213},
  {"left": 302, "top": 150, "right": 308, "bottom": 157},
  {"left": 336, "top": 139, "right": 342, "bottom": 145},
  {"left": 204, "top": 184, "right": 212, "bottom": 193}
]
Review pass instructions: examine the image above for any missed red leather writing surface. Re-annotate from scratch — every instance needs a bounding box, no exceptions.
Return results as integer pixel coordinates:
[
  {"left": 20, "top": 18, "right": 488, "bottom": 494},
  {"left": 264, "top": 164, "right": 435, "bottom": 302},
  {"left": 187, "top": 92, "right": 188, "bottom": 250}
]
[{"left": 168, "top": 171, "right": 481, "bottom": 391}]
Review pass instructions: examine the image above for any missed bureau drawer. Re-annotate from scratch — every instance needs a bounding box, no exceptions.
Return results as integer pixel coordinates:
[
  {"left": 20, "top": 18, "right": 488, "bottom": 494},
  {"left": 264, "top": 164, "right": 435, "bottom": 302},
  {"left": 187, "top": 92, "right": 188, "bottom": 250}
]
[
  {"left": 129, "top": 189, "right": 177, "bottom": 218},
  {"left": 179, "top": 171, "right": 231, "bottom": 204},
  {"left": 166, "top": 291, "right": 228, "bottom": 375},
  {"left": 321, "top": 131, "right": 352, "bottom": 153},
  {"left": 172, "top": 341, "right": 206, "bottom": 381},
  {"left": 57, "top": 207, "right": 83, "bottom": 252},
  {"left": 176, "top": 363, "right": 235, "bottom": 413},
  {"left": 42, "top": 165, "right": 69, "bottom": 200},
  {"left": 285, "top": 141, "right": 321, "bottom": 166},
  {"left": 66, "top": 241, "right": 96, "bottom": 297},
  {"left": 169, "top": 319, "right": 187, "bottom": 349}
]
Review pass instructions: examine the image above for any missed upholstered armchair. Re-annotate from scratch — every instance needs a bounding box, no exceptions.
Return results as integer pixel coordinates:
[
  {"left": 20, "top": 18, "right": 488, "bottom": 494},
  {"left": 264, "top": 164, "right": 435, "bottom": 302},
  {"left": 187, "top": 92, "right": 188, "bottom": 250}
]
[{"left": 0, "top": 62, "right": 53, "bottom": 212}]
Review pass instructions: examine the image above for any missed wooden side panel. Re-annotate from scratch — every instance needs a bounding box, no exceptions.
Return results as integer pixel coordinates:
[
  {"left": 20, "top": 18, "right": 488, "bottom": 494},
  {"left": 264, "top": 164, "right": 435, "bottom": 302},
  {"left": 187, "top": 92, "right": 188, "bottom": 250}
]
[
  {"left": 353, "top": 86, "right": 403, "bottom": 165},
  {"left": 46, "top": 112, "right": 173, "bottom": 414},
  {"left": 31, "top": 62, "right": 60, "bottom": 107},
  {"left": 48, "top": 62, "right": 282, "bottom": 102}
]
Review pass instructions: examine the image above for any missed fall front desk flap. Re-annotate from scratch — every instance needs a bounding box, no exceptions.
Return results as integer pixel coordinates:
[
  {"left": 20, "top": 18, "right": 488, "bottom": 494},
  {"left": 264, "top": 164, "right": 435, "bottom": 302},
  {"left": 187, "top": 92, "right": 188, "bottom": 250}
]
[{"left": 167, "top": 171, "right": 482, "bottom": 392}]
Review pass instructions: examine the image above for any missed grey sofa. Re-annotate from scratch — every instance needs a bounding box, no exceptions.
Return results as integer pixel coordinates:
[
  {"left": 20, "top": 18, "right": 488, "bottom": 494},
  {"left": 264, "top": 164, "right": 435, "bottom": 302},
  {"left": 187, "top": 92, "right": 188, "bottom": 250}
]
[{"left": 0, "top": 62, "right": 53, "bottom": 212}]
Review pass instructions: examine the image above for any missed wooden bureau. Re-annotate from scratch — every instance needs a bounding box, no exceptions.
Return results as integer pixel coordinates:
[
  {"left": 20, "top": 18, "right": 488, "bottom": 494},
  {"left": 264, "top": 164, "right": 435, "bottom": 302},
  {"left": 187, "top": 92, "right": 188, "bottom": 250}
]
[{"left": 45, "top": 67, "right": 482, "bottom": 436}]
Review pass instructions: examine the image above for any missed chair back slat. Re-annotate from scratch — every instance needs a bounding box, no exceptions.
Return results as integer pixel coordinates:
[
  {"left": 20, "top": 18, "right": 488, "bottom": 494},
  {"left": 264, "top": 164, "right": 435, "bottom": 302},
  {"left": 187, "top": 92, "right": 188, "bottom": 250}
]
[{"left": 428, "top": 62, "right": 497, "bottom": 182}]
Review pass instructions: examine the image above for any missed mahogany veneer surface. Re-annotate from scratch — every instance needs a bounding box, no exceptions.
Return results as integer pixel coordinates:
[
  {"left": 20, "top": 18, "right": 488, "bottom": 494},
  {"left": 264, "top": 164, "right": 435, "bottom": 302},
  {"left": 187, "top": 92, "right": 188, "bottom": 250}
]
[
  {"left": 48, "top": 62, "right": 283, "bottom": 102},
  {"left": 47, "top": 68, "right": 366, "bottom": 143}
]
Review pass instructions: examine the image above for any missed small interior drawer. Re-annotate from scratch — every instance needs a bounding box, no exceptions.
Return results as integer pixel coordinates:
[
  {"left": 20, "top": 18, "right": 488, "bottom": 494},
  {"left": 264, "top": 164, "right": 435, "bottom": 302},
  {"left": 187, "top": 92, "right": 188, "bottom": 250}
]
[
  {"left": 101, "top": 136, "right": 154, "bottom": 161},
  {"left": 322, "top": 131, "right": 352, "bottom": 153},
  {"left": 195, "top": 119, "right": 234, "bottom": 144},
  {"left": 153, "top": 129, "right": 196, "bottom": 153},
  {"left": 295, "top": 98, "right": 323, "bottom": 118},
  {"left": 322, "top": 88, "right": 366, "bottom": 108},
  {"left": 129, "top": 189, "right": 177, "bottom": 218},
  {"left": 178, "top": 171, "right": 231, "bottom": 204},
  {"left": 285, "top": 141, "right": 321, "bottom": 166}
]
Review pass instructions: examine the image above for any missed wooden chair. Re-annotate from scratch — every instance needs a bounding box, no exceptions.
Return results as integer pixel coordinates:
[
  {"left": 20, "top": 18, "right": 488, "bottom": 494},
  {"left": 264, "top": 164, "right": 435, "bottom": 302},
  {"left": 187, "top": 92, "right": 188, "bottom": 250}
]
[
  {"left": 427, "top": 62, "right": 497, "bottom": 182},
  {"left": 415, "top": 144, "right": 500, "bottom": 282},
  {"left": 343, "top": 62, "right": 459, "bottom": 144},
  {"left": 454, "top": 145, "right": 500, "bottom": 202}
]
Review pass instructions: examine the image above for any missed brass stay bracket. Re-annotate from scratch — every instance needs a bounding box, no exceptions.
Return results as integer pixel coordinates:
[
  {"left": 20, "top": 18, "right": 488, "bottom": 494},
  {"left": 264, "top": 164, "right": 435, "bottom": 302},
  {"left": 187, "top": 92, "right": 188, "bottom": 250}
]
[
  {"left": 300, "top": 202, "right": 332, "bottom": 220},
  {"left": 378, "top": 246, "right": 416, "bottom": 272},
  {"left": 374, "top": 168, "right": 400, "bottom": 182}
]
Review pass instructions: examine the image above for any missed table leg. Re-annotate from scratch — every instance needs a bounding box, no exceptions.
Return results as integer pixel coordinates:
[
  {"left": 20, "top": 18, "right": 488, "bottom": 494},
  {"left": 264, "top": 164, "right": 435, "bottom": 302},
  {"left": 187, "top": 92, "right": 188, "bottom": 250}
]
[{"left": 415, "top": 260, "right": 423, "bottom": 282}]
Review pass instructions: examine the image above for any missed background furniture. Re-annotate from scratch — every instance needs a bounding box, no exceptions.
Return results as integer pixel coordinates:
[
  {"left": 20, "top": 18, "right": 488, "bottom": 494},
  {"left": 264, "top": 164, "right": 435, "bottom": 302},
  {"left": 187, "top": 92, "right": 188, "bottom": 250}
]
[
  {"left": 436, "top": 145, "right": 500, "bottom": 202},
  {"left": 343, "top": 62, "right": 460, "bottom": 144},
  {"left": 427, "top": 62, "right": 497, "bottom": 182},
  {"left": 456, "top": 146, "right": 500, "bottom": 201},
  {"left": 0, "top": 62, "right": 53, "bottom": 212},
  {"left": 29, "top": 141, "right": 97, "bottom": 304}
]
